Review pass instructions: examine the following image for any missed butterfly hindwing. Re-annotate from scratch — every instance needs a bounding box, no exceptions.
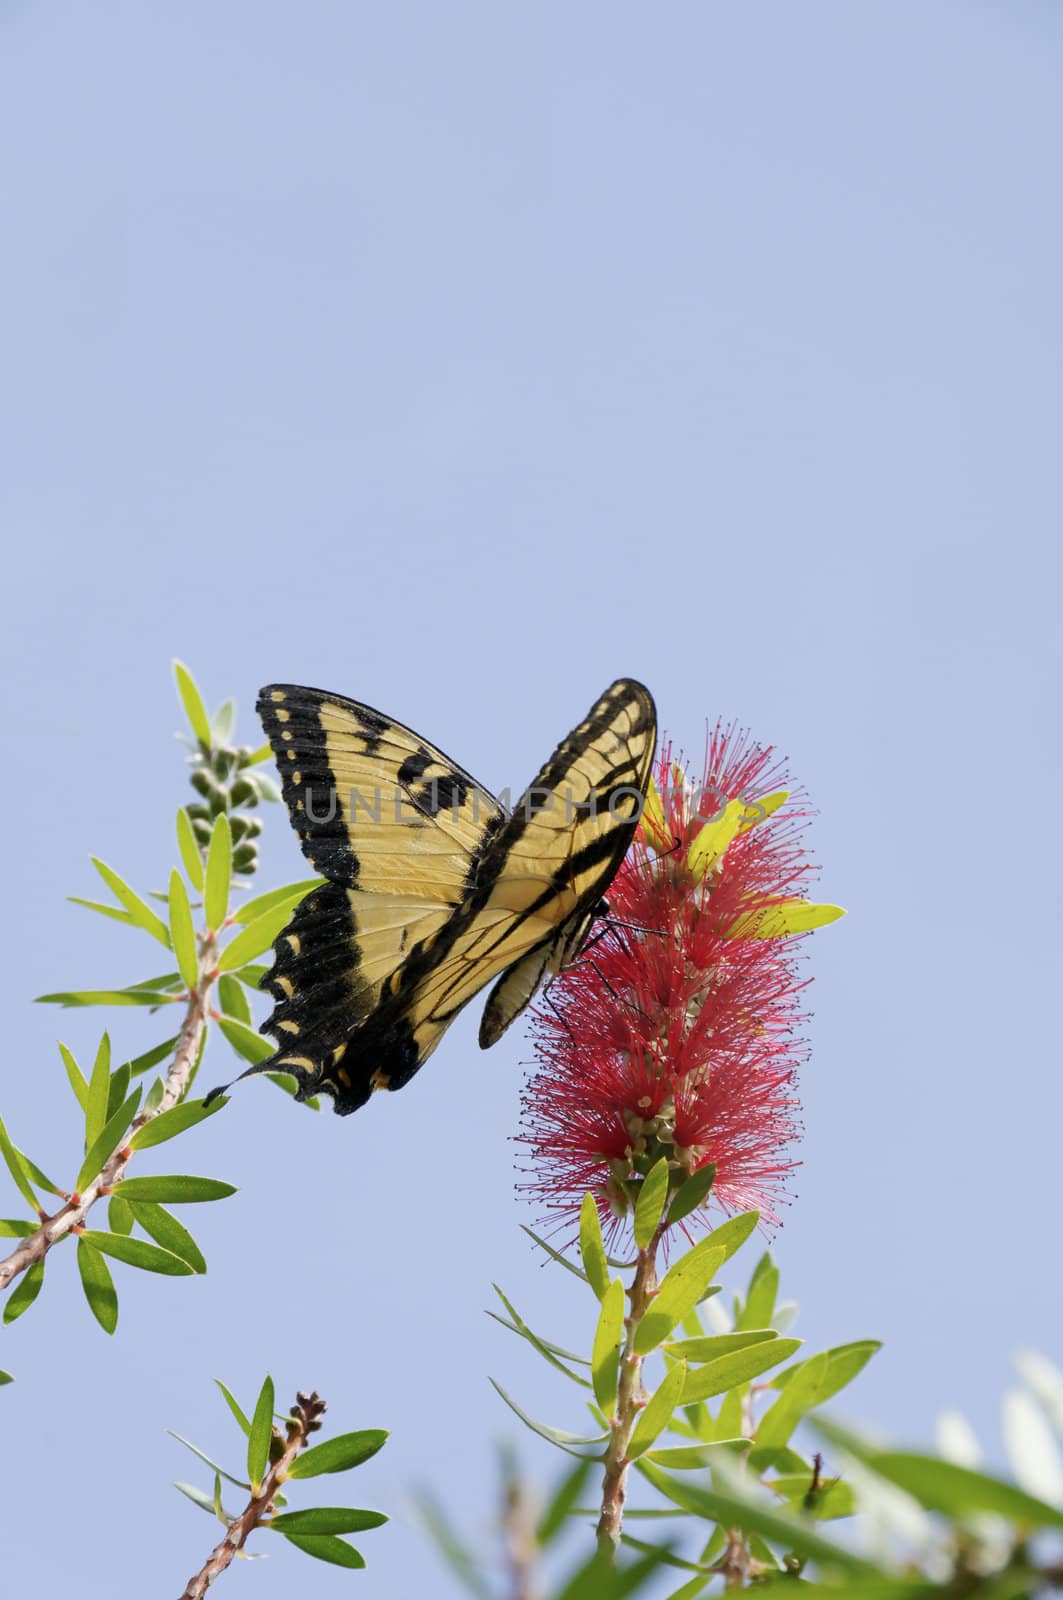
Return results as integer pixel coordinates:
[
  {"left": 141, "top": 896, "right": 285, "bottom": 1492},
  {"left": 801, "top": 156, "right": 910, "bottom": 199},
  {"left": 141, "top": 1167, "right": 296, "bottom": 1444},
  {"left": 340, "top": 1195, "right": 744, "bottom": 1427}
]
[{"left": 215, "top": 679, "right": 656, "bottom": 1114}]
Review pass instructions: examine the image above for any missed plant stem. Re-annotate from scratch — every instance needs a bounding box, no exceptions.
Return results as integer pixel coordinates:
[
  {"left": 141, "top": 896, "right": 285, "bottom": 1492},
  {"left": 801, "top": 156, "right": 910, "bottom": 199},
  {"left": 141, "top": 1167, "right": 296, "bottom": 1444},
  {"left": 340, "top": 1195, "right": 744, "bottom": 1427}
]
[
  {"left": 0, "top": 940, "right": 217, "bottom": 1293},
  {"left": 595, "top": 1228, "right": 662, "bottom": 1552},
  {"left": 178, "top": 1390, "right": 326, "bottom": 1599}
]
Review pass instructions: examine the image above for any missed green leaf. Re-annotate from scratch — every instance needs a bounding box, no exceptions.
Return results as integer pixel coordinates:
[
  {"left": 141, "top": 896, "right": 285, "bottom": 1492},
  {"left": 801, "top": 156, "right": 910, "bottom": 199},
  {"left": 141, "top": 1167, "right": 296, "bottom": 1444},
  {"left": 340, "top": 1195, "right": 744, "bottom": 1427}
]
[
  {"left": 58, "top": 1043, "right": 88, "bottom": 1111},
  {"left": 84, "top": 1033, "right": 112, "bottom": 1151},
  {"left": 639, "top": 1461, "right": 876, "bottom": 1575},
  {"left": 212, "top": 698, "right": 236, "bottom": 745},
  {"left": 773, "top": 1341, "right": 882, "bottom": 1405},
  {"left": 91, "top": 858, "right": 172, "bottom": 947},
  {"left": 592, "top": 1279, "right": 626, "bottom": 1416},
  {"left": 167, "top": 1430, "right": 248, "bottom": 1488},
  {"left": 683, "top": 1338, "right": 803, "bottom": 1404},
  {"left": 0, "top": 1113, "right": 41, "bottom": 1211},
  {"left": 634, "top": 1240, "right": 727, "bottom": 1355},
  {"left": 247, "top": 1374, "right": 275, "bottom": 1489},
  {"left": 634, "top": 1158, "right": 670, "bottom": 1249},
  {"left": 233, "top": 964, "right": 268, "bottom": 989},
  {"left": 271, "top": 1507, "right": 387, "bottom": 1534},
  {"left": 205, "top": 814, "right": 232, "bottom": 932},
  {"left": 174, "top": 660, "right": 212, "bottom": 747},
  {"left": 168, "top": 870, "right": 199, "bottom": 991},
  {"left": 0, "top": 1219, "right": 34, "bottom": 1237},
  {"left": 77, "top": 1230, "right": 194, "bottom": 1276},
  {"left": 705, "top": 1211, "right": 760, "bottom": 1265},
  {"left": 18, "top": 1151, "right": 61, "bottom": 1197},
  {"left": 738, "top": 1254, "right": 778, "bottom": 1330},
  {"left": 645, "top": 1442, "right": 746, "bottom": 1470},
  {"left": 489, "top": 1286, "right": 590, "bottom": 1387},
  {"left": 487, "top": 1380, "right": 606, "bottom": 1459},
  {"left": 218, "top": 900, "right": 299, "bottom": 972},
  {"left": 176, "top": 809, "right": 205, "bottom": 892},
  {"left": 665, "top": 1329, "right": 779, "bottom": 1364},
  {"left": 579, "top": 1193, "right": 610, "bottom": 1300},
  {"left": 862, "top": 1451, "right": 1063, "bottom": 1529},
  {"left": 76, "top": 1087, "right": 142, "bottom": 1191},
  {"left": 36, "top": 987, "right": 179, "bottom": 1008},
  {"left": 108, "top": 1196, "right": 135, "bottom": 1235},
  {"left": 128, "top": 1097, "right": 225, "bottom": 1152},
  {"left": 522, "top": 1225, "right": 591, "bottom": 1285},
  {"left": 215, "top": 1379, "right": 252, "bottom": 1436},
  {"left": 244, "top": 741, "right": 273, "bottom": 767},
  {"left": 76, "top": 1238, "right": 118, "bottom": 1333},
  {"left": 630, "top": 1362, "right": 688, "bottom": 1458},
  {"left": 667, "top": 1163, "right": 717, "bottom": 1227},
  {"left": 68, "top": 896, "right": 136, "bottom": 926},
  {"left": 232, "top": 879, "right": 321, "bottom": 926},
  {"left": 537, "top": 1457, "right": 594, "bottom": 1545},
  {"left": 754, "top": 1351, "right": 831, "bottom": 1451},
  {"left": 119, "top": 1036, "right": 181, "bottom": 1080},
  {"left": 3, "top": 1261, "right": 44, "bottom": 1323},
  {"left": 288, "top": 1429, "right": 389, "bottom": 1479},
  {"left": 216, "top": 1014, "right": 273, "bottom": 1065},
  {"left": 129, "top": 1202, "right": 206, "bottom": 1273},
  {"left": 217, "top": 973, "right": 251, "bottom": 1025},
  {"left": 106, "top": 1062, "right": 131, "bottom": 1122},
  {"left": 0, "top": 1369, "right": 13, "bottom": 1385},
  {"left": 280, "top": 1533, "right": 365, "bottom": 1568},
  {"left": 109, "top": 1175, "right": 236, "bottom": 1204}
]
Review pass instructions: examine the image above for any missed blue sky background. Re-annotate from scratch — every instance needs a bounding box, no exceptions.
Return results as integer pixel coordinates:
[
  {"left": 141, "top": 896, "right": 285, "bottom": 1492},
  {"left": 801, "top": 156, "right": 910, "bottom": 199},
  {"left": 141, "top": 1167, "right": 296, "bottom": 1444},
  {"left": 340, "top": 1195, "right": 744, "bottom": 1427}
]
[{"left": 2, "top": 4, "right": 1060, "bottom": 1596}]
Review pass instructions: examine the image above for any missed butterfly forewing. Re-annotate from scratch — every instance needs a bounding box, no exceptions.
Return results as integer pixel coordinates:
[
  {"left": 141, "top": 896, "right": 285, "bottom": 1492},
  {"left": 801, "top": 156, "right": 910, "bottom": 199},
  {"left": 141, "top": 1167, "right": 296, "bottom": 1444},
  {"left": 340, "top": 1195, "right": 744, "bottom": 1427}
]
[{"left": 224, "top": 679, "right": 655, "bottom": 1115}]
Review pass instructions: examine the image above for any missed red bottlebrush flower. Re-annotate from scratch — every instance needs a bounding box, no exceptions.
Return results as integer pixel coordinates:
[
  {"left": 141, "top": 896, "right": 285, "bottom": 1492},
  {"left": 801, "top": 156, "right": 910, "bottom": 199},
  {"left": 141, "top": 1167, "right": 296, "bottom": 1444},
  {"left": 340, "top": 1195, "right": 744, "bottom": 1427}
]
[{"left": 518, "top": 724, "right": 843, "bottom": 1243}]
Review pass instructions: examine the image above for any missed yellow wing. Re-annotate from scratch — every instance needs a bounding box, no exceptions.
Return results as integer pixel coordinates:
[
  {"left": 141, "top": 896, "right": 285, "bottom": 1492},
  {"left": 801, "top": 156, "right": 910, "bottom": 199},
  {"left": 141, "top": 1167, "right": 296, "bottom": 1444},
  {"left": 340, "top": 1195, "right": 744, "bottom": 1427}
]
[{"left": 220, "top": 679, "right": 655, "bottom": 1115}]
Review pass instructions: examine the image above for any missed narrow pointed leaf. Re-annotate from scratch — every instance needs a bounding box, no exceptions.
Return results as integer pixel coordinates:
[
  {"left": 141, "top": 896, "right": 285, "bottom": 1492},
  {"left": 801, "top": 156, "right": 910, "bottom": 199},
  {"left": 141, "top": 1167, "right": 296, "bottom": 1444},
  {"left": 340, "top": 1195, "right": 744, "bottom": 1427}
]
[
  {"left": 68, "top": 896, "right": 136, "bottom": 926},
  {"left": 579, "top": 1193, "right": 610, "bottom": 1300},
  {"left": 205, "top": 815, "right": 232, "bottom": 932},
  {"left": 522, "top": 1225, "right": 591, "bottom": 1284},
  {"left": 77, "top": 1230, "right": 194, "bottom": 1275},
  {"left": 17, "top": 1151, "right": 61, "bottom": 1196},
  {"left": 0, "top": 1114, "right": 41, "bottom": 1211},
  {"left": 176, "top": 808, "right": 205, "bottom": 892},
  {"left": 738, "top": 789, "right": 790, "bottom": 831},
  {"left": 232, "top": 879, "right": 321, "bottom": 926},
  {"left": 279, "top": 1533, "right": 365, "bottom": 1568},
  {"left": 668, "top": 1163, "right": 717, "bottom": 1227},
  {"left": 0, "top": 1370, "right": 12, "bottom": 1385},
  {"left": 634, "top": 1158, "right": 670, "bottom": 1249},
  {"left": 217, "top": 973, "right": 251, "bottom": 1025},
  {"left": 755, "top": 1352, "right": 831, "bottom": 1450},
  {"left": 704, "top": 1211, "right": 760, "bottom": 1264},
  {"left": 36, "top": 988, "right": 177, "bottom": 1008},
  {"left": 129, "top": 1202, "right": 206, "bottom": 1273},
  {"left": 537, "top": 1457, "right": 594, "bottom": 1545},
  {"left": 630, "top": 1362, "right": 688, "bottom": 1459},
  {"left": 271, "top": 1507, "right": 387, "bottom": 1534},
  {"left": 665, "top": 1330, "right": 778, "bottom": 1364},
  {"left": 247, "top": 1375, "right": 275, "bottom": 1488},
  {"left": 109, "top": 1175, "right": 235, "bottom": 1204},
  {"left": 168, "top": 870, "right": 199, "bottom": 991},
  {"left": 108, "top": 1196, "right": 135, "bottom": 1234},
  {"left": 0, "top": 1219, "right": 34, "bottom": 1237},
  {"left": 215, "top": 1379, "right": 252, "bottom": 1436},
  {"left": 128, "top": 1096, "right": 225, "bottom": 1151},
  {"left": 489, "top": 1287, "right": 590, "bottom": 1386},
  {"left": 592, "top": 1279, "right": 626, "bottom": 1416},
  {"left": 174, "top": 660, "right": 212, "bottom": 747},
  {"left": 167, "top": 1430, "right": 248, "bottom": 1488},
  {"left": 84, "top": 1032, "right": 112, "bottom": 1150},
  {"left": 728, "top": 899, "right": 846, "bottom": 940},
  {"left": 737, "top": 1257, "right": 779, "bottom": 1331},
  {"left": 77, "top": 1087, "right": 142, "bottom": 1191},
  {"left": 211, "top": 698, "right": 236, "bottom": 745},
  {"left": 287, "top": 1429, "right": 389, "bottom": 1479},
  {"left": 634, "top": 1240, "right": 727, "bottom": 1355},
  {"left": 244, "top": 741, "right": 273, "bottom": 767},
  {"left": 3, "top": 1260, "right": 45, "bottom": 1322},
  {"left": 121, "top": 1040, "right": 181, "bottom": 1086},
  {"left": 76, "top": 1238, "right": 118, "bottom": 1333},
  {"left": 860, "top": 1451, "right": 1063, "bottom": 1529},
  {"left": 91, "top": 858, "right": 171, "bottom": 947},
  {"left": 486, "top": 1380, "right": 605, "bottom": 1458},
  {"left": 106, "top": 1063, "right": 131, "bottom": 1123},
  {"left": 773, "top": 1340, "right": 882, "bottom": 1405},
  {"left": 58, "top": 1043, "right": 89, "bottom": 1111},
  {"left": 683, "top": 1337, "right": 802, "bottom": 1403},
  {"left": 217, "top": 1014, "right": 273, "bottom": 1065},
  {"left": 219, "top": 901, "right": 302, "bottom": 972}
]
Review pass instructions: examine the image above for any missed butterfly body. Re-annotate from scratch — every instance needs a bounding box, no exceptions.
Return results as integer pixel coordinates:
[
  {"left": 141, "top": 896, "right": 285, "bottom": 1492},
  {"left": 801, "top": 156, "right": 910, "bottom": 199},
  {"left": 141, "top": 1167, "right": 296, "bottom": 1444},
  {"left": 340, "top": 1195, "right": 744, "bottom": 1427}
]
[{"left": 230, "top": 678, "right": 656, "bottom": 1114}]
